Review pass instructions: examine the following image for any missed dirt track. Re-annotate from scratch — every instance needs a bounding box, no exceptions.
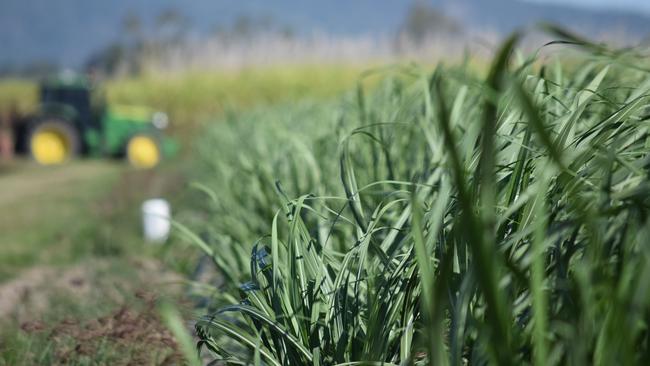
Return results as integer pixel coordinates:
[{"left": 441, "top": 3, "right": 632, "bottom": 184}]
[{"left": 0, "top": 258, "right": 182, "bottom": 321}]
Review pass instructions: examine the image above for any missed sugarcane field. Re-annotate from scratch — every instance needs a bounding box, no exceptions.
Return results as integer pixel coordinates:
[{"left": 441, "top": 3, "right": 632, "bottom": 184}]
[{"left": 3, "top": 1, "right": 650, "bottom": 365}]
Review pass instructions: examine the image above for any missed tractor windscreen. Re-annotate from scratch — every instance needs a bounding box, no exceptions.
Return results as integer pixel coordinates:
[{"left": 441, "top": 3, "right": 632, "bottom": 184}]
[{"left": 41, "top": 86, "right": 94, "bottom": 128}]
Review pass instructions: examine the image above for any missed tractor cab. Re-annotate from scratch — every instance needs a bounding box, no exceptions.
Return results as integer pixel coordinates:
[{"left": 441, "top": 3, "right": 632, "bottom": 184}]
[
  {"left": 40, "top": 73, "right": 99, "bottom": 131},
  {"left": 25, "top": 72, "right": 176, "bottom": 168}
]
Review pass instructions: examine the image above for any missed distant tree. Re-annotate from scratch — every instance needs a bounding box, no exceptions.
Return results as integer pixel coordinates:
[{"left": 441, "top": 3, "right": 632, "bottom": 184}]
[
  {"left": 155, "top": 8, "right": 189, "bottom": 44},
  {"left": 400, "top": 0, "right": 461, "bottom": 43},
  {"left": 232, "top": 15, "right": 255, "bottom": 39},
  {"left": 122, "top": 11, "right": 143, "bottom": 42},
  {"left": 0, "top": 61, "right": 59, "bottom": 78},
  {"left": 90, "top": 9, "right": 194, "bottom": 76},
  {"left": 279, "top": 25, "right": 296, "bottom": 40},
  {"left": 85, "top": 43, "right": 128, "bottom": 76},
  {"left": 212, "top": 14, "right": 295, "bottom": 41},
  {"left": 116, "top": 12, "right": 147, "bottom": 75}
]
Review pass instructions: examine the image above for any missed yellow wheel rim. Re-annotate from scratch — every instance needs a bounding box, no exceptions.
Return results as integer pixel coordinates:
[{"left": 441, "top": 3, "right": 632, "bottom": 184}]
[
  {"left": 31, "top": 129, "right": 71, "bottom": 165},
  {"left": 127, "top": 135, "right": 160, "bottom": 169}
]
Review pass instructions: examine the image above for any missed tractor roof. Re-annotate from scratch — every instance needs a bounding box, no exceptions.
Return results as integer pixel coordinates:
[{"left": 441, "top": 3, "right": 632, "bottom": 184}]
[{"left": 42, "top": 71, "right": 91, "bottom": 90}]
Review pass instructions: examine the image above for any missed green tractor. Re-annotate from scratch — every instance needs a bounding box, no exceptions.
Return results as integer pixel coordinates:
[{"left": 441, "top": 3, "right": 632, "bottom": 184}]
[{"left": 13, "top": 72, "right": 176, "bottom": 168}]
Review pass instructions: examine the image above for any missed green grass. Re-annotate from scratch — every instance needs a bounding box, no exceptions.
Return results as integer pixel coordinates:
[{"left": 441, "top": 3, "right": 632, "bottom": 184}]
[
  {"left": 0, "top": 160, "right": 194, "bottom": 365},
  {"left": 0, "top": 258, "right": 186, "bottom": 366},
  {"left": 0, "top": 162, "right": 121, "bottom": 281},
  {"left": 182, "top": 31, "right": 650, "bottom": 365},
  {"left": 0, "top": 161, "right": 188, "bottom": 280}
]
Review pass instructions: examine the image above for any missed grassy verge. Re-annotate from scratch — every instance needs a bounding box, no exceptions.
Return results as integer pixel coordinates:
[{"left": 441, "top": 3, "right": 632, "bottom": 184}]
[
  {"left": 0, "top": 160, "right": 193, "bottom": 365},
  {"left": 0, "top": 161, "right": 188, "bottom": 280},
  {"left": 0, "top": 258, "right": 187, "bottom": 365},
  {"left": 0, "top": 162, "right": 121, "bottom": 281}
]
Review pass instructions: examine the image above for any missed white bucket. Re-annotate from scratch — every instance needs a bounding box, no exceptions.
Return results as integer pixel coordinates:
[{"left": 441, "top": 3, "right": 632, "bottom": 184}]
[{"left": 142, "top": 198, "right": 171, "bottom": 243}]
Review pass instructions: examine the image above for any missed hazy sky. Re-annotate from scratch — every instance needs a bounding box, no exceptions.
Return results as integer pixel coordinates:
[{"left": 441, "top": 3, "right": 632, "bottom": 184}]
[{"left": 529, "top": 0, "right": 650, "bottom": 13}]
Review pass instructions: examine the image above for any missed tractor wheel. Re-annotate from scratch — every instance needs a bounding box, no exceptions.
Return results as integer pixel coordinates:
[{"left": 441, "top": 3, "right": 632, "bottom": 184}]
[
  {"left": 28, "top": 120, "right": 80, "bottom": 165},
  {"left": 125, "top": 134, "right": 161, "bottom": 169}
]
